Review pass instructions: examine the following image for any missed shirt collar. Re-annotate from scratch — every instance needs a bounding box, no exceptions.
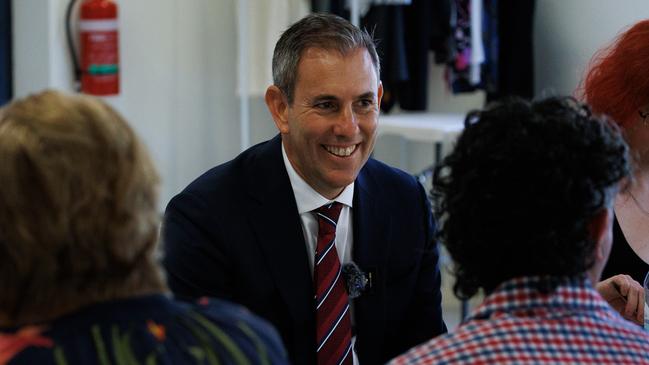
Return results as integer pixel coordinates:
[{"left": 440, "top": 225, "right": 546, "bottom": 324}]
[
  {"left": 468, "top": 275, "right": 612, "bottom": 322},
  {"left": 282, "top": 142, "right": 354, "bottom": 214}
]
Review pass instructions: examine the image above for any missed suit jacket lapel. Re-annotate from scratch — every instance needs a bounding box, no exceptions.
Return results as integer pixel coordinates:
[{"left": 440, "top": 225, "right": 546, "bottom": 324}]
[{"left": 246, "top": 135, "right": 314, "bottom": 326}]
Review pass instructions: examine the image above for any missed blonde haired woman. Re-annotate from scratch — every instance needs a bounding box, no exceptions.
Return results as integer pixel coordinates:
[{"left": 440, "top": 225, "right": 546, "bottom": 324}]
[{"left": 0, "top": 90, "right": 288, "bottom": 364}]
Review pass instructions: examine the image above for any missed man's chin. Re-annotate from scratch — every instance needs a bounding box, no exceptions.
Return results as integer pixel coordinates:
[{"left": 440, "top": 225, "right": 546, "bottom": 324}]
[{"left": 324, "top": 175, "right": 357, "bottom": 189}]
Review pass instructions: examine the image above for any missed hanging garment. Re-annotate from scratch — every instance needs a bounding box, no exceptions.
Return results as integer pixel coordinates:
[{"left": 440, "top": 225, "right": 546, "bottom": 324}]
[
  {"left": 449, "top": 0, "right": 534, "bottom": 100},
  {"left": 481, "top": 0, "right": 499, "bottom": 96},
  {"left": 354, "top": 0, "right": 412, "bottom": 17},
  {"left": 441, "top": 0, "right": 485, "bottom": 89},
  {"left": 469, "top": 0, "right": 484, "bottom": 85},
  {"left": 430, "top": 0, "right": 454, "bottom": 65},
  {"left": 320, "top": 0, "right": 413, "bottom": 16},
  {"left": 312, "top": 0, "right": 330, "bottom": 12},
  {"left": 486, "top": 0, "right": 535, "bottom": 102},
  {"left": 319, "top": 0, "right": 453, "bottom": 112},
  {"left": 397, "top": 0, "right": 443, "bottom": 111},
  {"left": 363, "top": 0, "right": 453, "bottom": 112},
  {"left": 362, "top": 4, "right": 409, "bottom": 112}
]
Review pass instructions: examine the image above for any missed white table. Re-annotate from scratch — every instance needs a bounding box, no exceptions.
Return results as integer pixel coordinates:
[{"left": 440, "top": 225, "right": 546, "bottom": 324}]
[
  {"left": 378, "top": 112, "right": 469, "bottom": 319},
  {"left": 378, "top": 112, "right": 465, "bottom": 164}
]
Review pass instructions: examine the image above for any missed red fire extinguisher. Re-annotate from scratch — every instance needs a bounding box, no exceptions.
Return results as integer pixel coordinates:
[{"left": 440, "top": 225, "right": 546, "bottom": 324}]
[{"left": 78, "top": 0, "right": 119, "bottom": 95}]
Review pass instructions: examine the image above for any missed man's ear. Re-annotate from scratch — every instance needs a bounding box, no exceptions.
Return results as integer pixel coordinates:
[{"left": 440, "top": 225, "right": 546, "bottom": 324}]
[
  {"left": 265, "top": 85, "right": 290, "bottom": 134},
  {"left": 590, "top": 208, "right": 613, "bottom": 262},
  {"left": 377, "top": 81, "right": 384, "bottom": 107}
]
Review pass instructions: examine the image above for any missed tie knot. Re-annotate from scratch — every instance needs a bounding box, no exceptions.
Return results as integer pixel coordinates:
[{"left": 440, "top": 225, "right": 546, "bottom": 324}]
[{"left": 314, "top": 202, "right": 343, "bottom": 225}]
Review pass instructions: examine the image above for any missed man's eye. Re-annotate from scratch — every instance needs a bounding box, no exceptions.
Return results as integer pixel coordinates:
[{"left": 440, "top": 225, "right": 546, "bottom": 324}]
[
  {"left": 315, "top": 102, "right": 336, "bottom": 110},
  {"left": 359, "top": 99, "right": 373, "bottom": 107},
  {"left": 356, "top": 99, "right": 374, "bottom": 110}
]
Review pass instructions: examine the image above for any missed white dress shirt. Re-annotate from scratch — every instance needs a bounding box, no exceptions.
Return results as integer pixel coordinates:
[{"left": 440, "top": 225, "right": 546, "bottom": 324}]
[{"left": 281, "top": 144, "right": 360, "bottom": 364}]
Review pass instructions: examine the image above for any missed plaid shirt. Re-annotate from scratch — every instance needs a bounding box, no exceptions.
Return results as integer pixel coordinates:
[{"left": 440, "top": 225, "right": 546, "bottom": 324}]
[{"left": 390, "top": 276, "right": 649, "bottom": 365}]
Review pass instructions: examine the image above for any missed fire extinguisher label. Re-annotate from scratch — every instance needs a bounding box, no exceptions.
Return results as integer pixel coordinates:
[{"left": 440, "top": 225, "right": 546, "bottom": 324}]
[
  {"left": 79, "top": 20, "right": 118, "bottom": 32},
  {"left": 80, "top": 31, "right": 118, "bottom": 72},
  {"left": 80, "top": 20, "right": 119, "bottom": 95}
]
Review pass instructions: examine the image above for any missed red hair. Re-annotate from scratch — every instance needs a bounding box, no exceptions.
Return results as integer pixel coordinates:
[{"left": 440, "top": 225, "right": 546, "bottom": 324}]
[{"left": 580, "top": 19, "right": 649, "bottom": 128}]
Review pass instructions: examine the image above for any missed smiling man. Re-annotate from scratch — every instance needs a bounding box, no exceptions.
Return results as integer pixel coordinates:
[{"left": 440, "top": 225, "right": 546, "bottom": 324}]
[{"left": 163, "top": 13, "right": 446, "bottom": 365}]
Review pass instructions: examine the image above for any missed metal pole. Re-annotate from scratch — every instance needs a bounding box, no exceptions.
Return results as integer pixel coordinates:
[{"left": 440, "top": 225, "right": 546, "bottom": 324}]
[{"left": 236, "top": 0, "right": 250, "bottom": 151}]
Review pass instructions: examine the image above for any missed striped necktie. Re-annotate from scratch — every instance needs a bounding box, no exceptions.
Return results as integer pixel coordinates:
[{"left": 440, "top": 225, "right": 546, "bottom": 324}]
[{"left": 313, "top": 202, "right": 353, "bottom": 365}]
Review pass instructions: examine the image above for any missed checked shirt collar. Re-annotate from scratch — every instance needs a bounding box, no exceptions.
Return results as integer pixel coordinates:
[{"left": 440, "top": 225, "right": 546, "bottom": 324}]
[{"left": 468, "top": 275, "right": 614, "bottom": 323}]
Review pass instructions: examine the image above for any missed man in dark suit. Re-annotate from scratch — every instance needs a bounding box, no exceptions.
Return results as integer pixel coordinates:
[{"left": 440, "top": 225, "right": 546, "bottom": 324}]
[{"left": 163, "top": 13, "right": 446, "bottom": 365}]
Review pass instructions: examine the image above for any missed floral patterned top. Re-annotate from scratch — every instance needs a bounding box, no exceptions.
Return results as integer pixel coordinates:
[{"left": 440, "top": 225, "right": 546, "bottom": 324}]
[{"left": 0, "top": 294, "right": 289, "bottom": 364}]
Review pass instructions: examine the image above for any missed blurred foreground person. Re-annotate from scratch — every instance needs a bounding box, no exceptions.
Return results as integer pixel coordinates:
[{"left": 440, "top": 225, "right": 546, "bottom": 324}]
[
  {"left": 390, "top": 97, "right": 649, "bottom": 365},
  {"left": 0, "top": 90, "right": 288, "bottom": 364}
]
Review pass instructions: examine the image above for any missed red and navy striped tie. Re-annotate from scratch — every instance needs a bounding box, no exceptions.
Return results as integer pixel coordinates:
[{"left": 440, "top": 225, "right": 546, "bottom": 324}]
[{"left": 313, "top": 202, "right": 353, "bottom": 365}]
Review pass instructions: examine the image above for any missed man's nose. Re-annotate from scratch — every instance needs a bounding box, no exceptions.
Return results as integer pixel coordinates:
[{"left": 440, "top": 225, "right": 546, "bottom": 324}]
[{"left": 333, "top": 104, "right": 358, "bottom": 136}]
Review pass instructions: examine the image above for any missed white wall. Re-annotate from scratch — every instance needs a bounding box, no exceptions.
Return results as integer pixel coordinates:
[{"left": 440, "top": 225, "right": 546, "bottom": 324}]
[
  {"left": 534, "top": 0, "right": 649, "bottom": 97},
  {"left": 13, "top": 0, "right": 649, "bottom": 207},
  {"left": 13, "top": 0, "right": 240, "bottom": 208}
]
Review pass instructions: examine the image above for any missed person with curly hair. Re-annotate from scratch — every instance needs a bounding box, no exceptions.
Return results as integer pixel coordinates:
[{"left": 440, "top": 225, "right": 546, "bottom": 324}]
[
  {"left": 581, "top": 19, "right": 649, "bottom": 285},
  {"left": 0, "top": 90, "right": 288, "bottom": 364},
  {"left": 390, "top": 96, "right": 649, "bottom": 365}
]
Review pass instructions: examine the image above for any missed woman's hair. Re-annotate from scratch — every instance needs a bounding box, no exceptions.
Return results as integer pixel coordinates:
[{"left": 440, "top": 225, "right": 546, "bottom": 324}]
[
  {"left": 0, "top": 90, "right": 166, "bottom": 325},
  {"left": 580, "top": 19, "right": 649, "bottom": 127}
]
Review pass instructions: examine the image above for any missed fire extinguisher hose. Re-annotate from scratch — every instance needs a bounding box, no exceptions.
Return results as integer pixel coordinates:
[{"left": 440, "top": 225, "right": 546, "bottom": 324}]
[{"left": 65, "top": 0, "right": 81, "bottom": 91}]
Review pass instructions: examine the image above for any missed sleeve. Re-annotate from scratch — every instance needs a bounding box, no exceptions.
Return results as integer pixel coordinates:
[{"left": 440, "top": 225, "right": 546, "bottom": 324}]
[
  {"left": 162, "top": 191, "right": 233, "bottom": 302},
  {"left": 197, "top": 298, "right": 291, "bottom": 365}
]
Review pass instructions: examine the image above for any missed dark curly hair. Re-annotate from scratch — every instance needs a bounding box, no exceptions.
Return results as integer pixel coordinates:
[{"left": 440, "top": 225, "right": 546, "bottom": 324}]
[{"left": 433, "top": 96, "right": 630, "bottom": 299}]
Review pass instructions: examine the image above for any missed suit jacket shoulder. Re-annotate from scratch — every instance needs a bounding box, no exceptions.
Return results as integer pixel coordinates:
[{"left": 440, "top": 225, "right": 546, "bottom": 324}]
[
  {"left": 358, "top": 158, "right": 425, "bottom": 195},
  {"left": 180, "top": 136, "right": 282, "bottom": 203},
  {"left": 162, "top": 135, "right": 316, "bottom": 365}
]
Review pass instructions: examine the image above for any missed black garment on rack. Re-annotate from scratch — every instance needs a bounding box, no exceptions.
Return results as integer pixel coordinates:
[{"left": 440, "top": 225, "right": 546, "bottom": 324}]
[
  {"left": 362, "top": 5, "right": 408, "bottom": 112},
  {"left": 326, "top": 0, "right": 348, "bottom": 18},
  {"left": 364, "top": 0, "right": 452, "bottom": 112},
  {"left": 311, "top": 0, "right": 330, "bottom": 12},
  {"left": 315, "top": 0, "right": 452, "bottom": 113},
  {"left": 481, "top": 0, "right": 499, "bottom": 97},
  {"left": 397, "top": 0, "right": 452, "bottom": 110},
  {"left": 0, "top": 0, "right": 11, "bottom": 106},
  {"left": 430, "top": 0, "right": 454, "bottom": 65},
  {"left": 486, "top": 0, "right": 535, "bottom": 102}
]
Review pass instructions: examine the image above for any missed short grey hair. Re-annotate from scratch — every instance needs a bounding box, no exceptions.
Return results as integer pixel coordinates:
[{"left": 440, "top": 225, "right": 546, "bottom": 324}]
[{"left": 272, "top": 13, "right": 380, "bottom": 104}]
